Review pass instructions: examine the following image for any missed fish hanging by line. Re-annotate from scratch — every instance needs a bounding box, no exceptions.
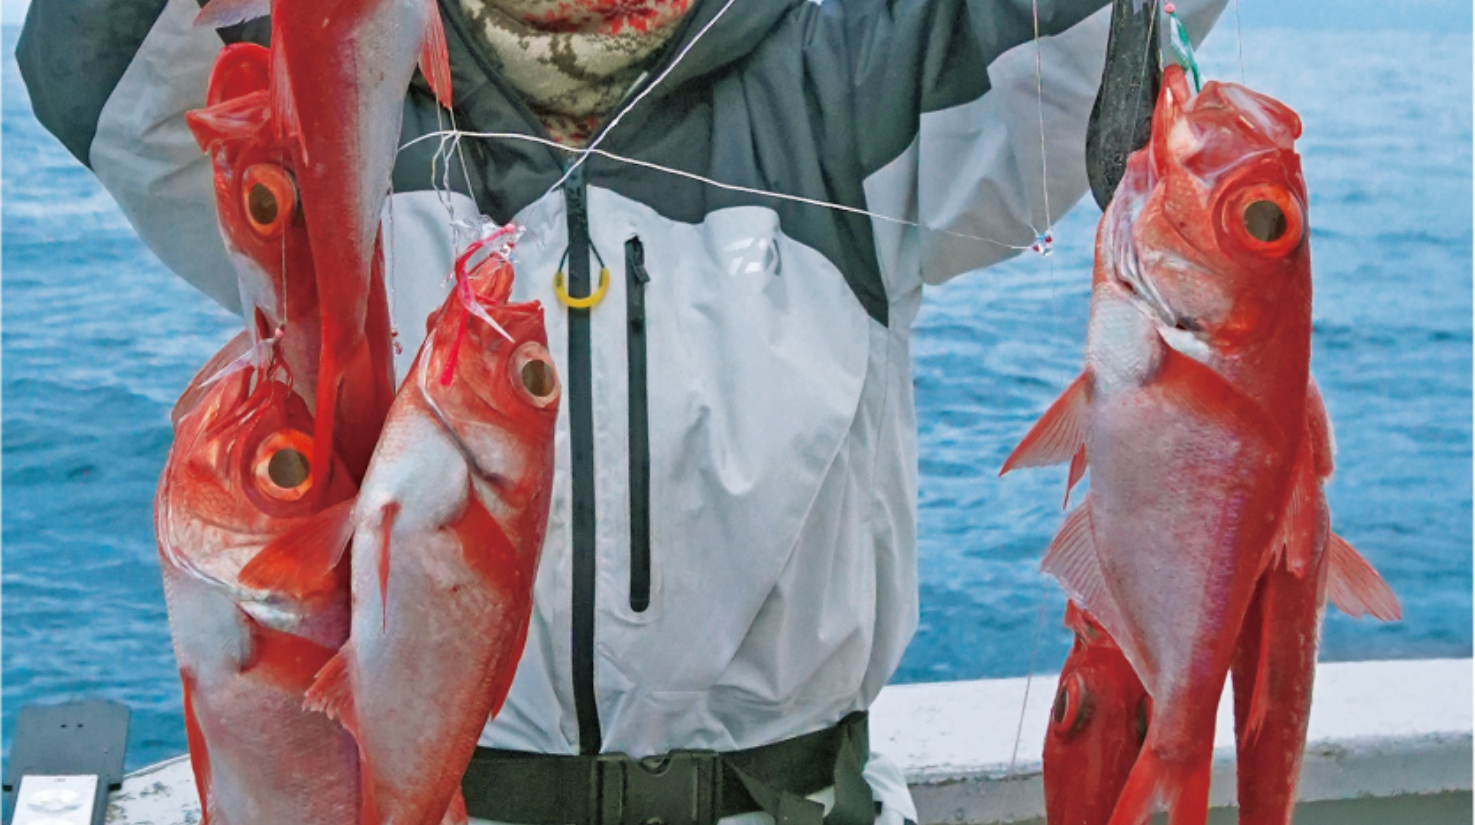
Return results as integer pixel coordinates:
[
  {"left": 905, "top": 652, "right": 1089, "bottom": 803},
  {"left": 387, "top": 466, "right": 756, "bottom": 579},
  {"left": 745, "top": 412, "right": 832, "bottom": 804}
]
[
  {"left": 301, "top": 233, "right": 558, "bottom": 825},
  {"left": 1043, "top": 601, "right": 1150, "bottom": 825},
  {"left": 195, "top": 0, "right": 454, "bottom": 492},
  {"left": 156, "top": 338, "right": 361, "bottom": 825},
  {"left": 999, "top": 65, "right": 1397, "bottom": 825}
]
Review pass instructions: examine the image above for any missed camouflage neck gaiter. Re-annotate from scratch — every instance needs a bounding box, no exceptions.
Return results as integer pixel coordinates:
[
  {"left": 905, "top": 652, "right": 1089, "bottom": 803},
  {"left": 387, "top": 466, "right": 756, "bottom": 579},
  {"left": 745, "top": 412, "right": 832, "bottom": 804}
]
[{"left": 457, "top": 0, "right": 695, "bottom": 145}]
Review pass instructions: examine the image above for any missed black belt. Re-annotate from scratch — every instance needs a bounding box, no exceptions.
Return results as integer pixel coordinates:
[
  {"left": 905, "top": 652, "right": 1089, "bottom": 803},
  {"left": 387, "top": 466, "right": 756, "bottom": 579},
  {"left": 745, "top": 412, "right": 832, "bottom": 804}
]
[{"left": 462, "top": 712, "right": 875, "bottom": 825}]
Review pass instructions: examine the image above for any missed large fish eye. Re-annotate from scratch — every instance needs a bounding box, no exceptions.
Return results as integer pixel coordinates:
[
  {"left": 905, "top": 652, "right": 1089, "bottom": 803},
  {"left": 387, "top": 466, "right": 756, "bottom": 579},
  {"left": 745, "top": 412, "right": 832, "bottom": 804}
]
[
  {"left": 1222, "top": 183, "right": 1304, "bottom": 257},
  {"left": 1243, "top": 200, "right": 1287, "bottom": 243},
  {"left": 241, "top": 164, "right": 298, "bottom": 237},
  {"left": 509, "top": 342, "right": 561, "bottom": 408},
  {"left": 1050, "top": 673, "right": 1090, "bottom": 737},
  {"left": 253, "top": 429, "right": 314, "bottom": 502}
]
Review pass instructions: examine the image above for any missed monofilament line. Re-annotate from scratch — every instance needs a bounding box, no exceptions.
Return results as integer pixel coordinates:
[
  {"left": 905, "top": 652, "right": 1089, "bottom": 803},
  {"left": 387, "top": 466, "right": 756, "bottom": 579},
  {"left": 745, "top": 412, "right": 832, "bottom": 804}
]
[
  {"left": 542, "top": 0, "right": 741, "bottom": 199},
  {"left": 1008, "top": 579, "right": 1052, "bottom": 777},
  {"left": 402, "top": 129, "right": 1038, "bottom": 252}
]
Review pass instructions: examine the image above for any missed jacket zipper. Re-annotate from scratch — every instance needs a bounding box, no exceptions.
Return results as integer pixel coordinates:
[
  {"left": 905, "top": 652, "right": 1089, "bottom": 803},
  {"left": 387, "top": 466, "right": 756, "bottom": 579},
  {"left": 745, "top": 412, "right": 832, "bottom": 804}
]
[
  {"left": 625, "top": 238, "right": 651, "bottom": 613},
  {"left": 563, "top": 163, "right": 602, "bottom": 755}
]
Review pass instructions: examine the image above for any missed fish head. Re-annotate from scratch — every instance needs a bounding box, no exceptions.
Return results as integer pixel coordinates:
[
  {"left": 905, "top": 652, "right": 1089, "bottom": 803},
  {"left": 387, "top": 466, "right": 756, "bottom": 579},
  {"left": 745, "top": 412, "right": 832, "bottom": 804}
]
[
  {"left": 1042, "top": 602, "right": 1151, "bottom": 825},
  {"left": 162, "top": 347, "right": 355, "bottom": 588},
  {"left": 186, "top": 44, "right": 319, "bottom": 342},
  {"left": 418, "top": 242, "right": 561, "bottom": 524},
  {"left": 1101, "top": 65, "right": 1311, "bottom": 375}
]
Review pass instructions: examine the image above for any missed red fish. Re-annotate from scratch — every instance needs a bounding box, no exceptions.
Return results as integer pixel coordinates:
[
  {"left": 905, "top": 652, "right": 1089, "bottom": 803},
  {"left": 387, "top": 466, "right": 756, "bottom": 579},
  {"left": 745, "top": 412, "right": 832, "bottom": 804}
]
[
  {"left": 184, "top": 41, "right": 397, "bottom": 481},
  {"left": 156, "top": 340, "right": 360, "bottom": 825},
  {"left": 1043, "top": 602, "right": 1149, "bottom": 825},
  {"left": 1230, "top": 382, "right": 1400, "bottom": 825},
  {"left": 1000, "top": 67, "right": 1394, "bottom": 825},
  {"left": 300, "top": 236, "right": 558, "bottom": 825},
  {"left": 197, "top": 0, "right": 453, "bottom": 490}
]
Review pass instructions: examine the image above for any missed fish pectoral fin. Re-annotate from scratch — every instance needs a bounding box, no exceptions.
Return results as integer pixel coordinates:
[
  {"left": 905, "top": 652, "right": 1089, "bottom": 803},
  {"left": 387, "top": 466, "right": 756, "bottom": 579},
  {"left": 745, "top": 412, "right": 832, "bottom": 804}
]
[
  {"left": 1326, "top": 533, "right": 1401, "bottom": 621},
  {"left": 304, "top": 647, "right": 361, "bottom": 737},
  {"left": 194, "top": 0, "right": 270, "bottom": 28},
  {"left": 239, "top": 499, "right": 356, "bottom": 600},
  {"left": 1270, "top": 437, "right": 1327, "bottom": 579},
  {"left": 1152, "top": 341, "right": 1280, "bottom": 443},
  {"left": 1041, "top": 500, "right": 1135, "bottom": 671},
  {"left": 238, "top": 611, "right": 339, "bottom": 695},
  {"left": 1000, "top": 372, "right": 1091, "bottom": 476},
  {"left": 420, "top": 0, "right": 454, "bottom": 109}
]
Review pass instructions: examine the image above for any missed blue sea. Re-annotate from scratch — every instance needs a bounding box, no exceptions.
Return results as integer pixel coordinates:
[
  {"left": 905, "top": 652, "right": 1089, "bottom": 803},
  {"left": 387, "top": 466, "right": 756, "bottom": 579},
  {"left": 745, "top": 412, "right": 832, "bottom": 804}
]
[{"left": 3, "top": 25, "right": 1471, "bottom": 771}]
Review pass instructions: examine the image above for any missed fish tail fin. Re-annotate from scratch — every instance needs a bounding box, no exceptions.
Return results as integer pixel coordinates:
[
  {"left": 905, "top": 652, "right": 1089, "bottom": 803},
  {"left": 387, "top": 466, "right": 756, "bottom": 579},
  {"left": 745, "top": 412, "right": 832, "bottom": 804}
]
[
  {"left": 1108, "top": 747, "right": 1211, "bottom": 825},
  {"left": 1326, "top": 533, "right": 1401, "bottom": 621},
  {"left": 999, "top": 372, "right": 1090, "bottom": 476},
  {"left": 420, "top": 0, "right": 453, "bottom": 109}
]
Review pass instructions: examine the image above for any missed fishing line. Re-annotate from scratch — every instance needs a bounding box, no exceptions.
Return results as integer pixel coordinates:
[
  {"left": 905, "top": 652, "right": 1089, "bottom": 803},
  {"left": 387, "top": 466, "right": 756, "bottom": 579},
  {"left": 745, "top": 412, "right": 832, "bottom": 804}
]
[
  {"left": 1031, "top": 0, "right": 1055, "bottom": 245},
  {"left": 402, "top": 129, "right": 1039, "bottom": 253},
  {"left": 541, "top": 0, "right": 742, "bottom": 200},
  {"left": 1235, "top": 0, "right": 1245, "bottom": 84},
  {"left": 1007, "top": 579, "right": 1053, "bottom": 776}
]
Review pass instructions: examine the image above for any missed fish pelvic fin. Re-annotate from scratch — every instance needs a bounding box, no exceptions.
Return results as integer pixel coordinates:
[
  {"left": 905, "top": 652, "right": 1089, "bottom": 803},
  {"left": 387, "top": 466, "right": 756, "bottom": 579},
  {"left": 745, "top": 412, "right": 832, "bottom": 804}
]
[
  {"left": 194, "top": 0, "right": 269, "bottom": 28},
  {"left": 180, "top": 671, "right": 214, "bottom": 824},
  {"left": 1326, "top": 533, "right": 1401, "bottom": 621},
  {"left": 238, "top": 499, "right": 356, "bottom": 600},
  {"left": 239, "top": 612, "right": 340, "bottom": 695},
  {"left": 420, "top": 0, "right": 454, "bottom": 109},
  {"left": 1041, "top": 500, "right": 1134, "bottom": 671},
  {"left": 1108, "top": 745, "right": 1211, "bottom": 825},
  {"left": 1000, "top": 372, "right": 1090, "bottom": 477}
]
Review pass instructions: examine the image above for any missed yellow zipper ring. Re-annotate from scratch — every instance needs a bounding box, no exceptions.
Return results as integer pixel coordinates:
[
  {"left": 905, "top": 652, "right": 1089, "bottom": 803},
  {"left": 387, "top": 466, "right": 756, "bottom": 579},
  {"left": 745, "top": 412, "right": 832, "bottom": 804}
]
[{"left": 552, "top": 246, "right": 611, "bottom": 309}]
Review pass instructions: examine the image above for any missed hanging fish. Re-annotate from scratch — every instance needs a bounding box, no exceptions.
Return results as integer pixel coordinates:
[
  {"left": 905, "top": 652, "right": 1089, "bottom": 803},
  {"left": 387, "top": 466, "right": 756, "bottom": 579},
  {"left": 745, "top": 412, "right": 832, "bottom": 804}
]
[
  {"left": 1043, "top": 602, "right": 1149, "bottom": 825},
  {"left": 184, "top": 40, "right": 398, "bottom": 482},
  {"left": 1000, "top": 66, "right": 1397, "bottom": 825},
  {"left": 195, "top": 0, "right": 454, "bottom": 490},
  {"left": 299, "top": 235, "right": 558, "bottom": 825},
  {"left": 156, "top": 340, "right": 360, "bottom": 825}
]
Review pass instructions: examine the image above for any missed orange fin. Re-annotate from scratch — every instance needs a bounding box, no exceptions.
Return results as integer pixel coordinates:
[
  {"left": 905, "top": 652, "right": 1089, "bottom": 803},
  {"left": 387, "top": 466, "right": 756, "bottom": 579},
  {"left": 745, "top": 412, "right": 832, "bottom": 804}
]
[
  {"left": 1270, "top": 441, "right": 1326, "bottom": 579},
  {"left": 1107, "top": 744, "right": 1211, "bottom": 825},
  {"left": 195, "top": 0, "right": 269, "bottom": 28},
  {"left": 1326, "top": 534, "right": 1401, "bottom": 621},
  {"left": 1000, "top": 372, "right": 1090, "bottom": 476},
  {"left": 1041, "top": 500, "right": 1132, "bottom": 667},
  {"left": 420, "top": 1, "right": 454, "bottom": 109},
  {"left": 1153, "top": 343, "right": 1279, "bottom": 439},
  {"left": 1064, "top": 444, "right": 1087, "bottom": 509},
  {"left": 440, "top": 788, "right": 470, "bottom": 825},
  {"left": 238, "top": 499, "right": 356, "bottom": 600},
  {"left": 376, "top": 502, "right": 401, "bottom": 625},
  {"left": 180, "top": 671, "right": 214, "bottom": 824},
  {"left": 238, "top": 611, "right": 340, "bottom": 695},
  {"left": 304, "top": 648, "right": 361, "bottom": 736},
  {"left": 1239, "top": 586, "right": 1275, "bottom": 747},
  {"left": 448, "top": 485, "right": 530, "bottom": 598}
]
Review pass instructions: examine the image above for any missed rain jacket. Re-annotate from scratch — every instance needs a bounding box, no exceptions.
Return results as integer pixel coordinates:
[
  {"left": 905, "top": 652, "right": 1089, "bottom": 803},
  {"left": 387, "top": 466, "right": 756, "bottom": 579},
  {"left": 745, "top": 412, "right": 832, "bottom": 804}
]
[{"left": 18, "top": 0, "right": 1223, "bottom": 819}]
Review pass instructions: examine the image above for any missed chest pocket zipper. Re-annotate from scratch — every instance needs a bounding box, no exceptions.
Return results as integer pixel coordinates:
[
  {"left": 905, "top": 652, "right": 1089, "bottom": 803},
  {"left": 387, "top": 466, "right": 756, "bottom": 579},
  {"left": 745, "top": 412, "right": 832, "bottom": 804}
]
[{"left": 626, "top": 237, "right": 652, "bottom": 613}]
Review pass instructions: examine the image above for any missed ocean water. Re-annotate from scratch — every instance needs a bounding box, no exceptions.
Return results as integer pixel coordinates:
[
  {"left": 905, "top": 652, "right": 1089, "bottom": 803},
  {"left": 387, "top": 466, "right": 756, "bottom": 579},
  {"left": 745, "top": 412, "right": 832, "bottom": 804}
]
[{"left": 3, "top": 25, "right": 1471, "bottom": 771}]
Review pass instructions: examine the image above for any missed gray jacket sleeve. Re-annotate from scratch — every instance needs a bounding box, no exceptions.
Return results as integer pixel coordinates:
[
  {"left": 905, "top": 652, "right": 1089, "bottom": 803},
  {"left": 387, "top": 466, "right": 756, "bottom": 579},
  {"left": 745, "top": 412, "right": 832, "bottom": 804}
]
[
  {"left": 841, "top": 0, "right": 1226, "bottom": 297},
  {"left": 18, "top": 0, "right": 247, "bottom": 313}
]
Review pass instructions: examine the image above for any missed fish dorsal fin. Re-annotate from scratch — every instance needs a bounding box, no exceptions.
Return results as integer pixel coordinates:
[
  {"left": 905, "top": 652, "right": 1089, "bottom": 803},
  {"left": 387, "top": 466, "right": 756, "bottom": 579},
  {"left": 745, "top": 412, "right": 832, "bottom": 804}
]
[
  {"left": 420, "top": 1, "right": 454, "bottom": 109},
  {"left": 1000, "top": 372, "right": 1091, "bottom": 476},
  {"left": 238, "top": 499, "right": 355, "bottom": 600},
  {"left": 1041, "top": 500, "right": 1136, "bottom": 674},
  {"left": 238, "top": 611, "right": 339, "bottom": 694},
  {"left": 1326, "top": 534, "right": 1401, "bottom": 621},
  {"left": 194, "top": 0, "right": 270, "bottom": 28}
]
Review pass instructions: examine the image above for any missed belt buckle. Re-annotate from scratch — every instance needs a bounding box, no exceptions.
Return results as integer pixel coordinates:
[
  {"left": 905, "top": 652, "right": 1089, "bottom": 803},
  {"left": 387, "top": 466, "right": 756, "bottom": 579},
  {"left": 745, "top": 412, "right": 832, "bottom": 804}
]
[{"left": 594, "top": 750, "right": 719, "bottom": 825}]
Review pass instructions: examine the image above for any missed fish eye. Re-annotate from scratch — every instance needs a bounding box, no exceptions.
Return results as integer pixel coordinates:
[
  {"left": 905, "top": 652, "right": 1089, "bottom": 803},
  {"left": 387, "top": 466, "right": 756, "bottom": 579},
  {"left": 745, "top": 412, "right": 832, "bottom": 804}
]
[
  {"left": 509, "top": 342, "right": 560, "bottom": 408},
  {"left": 1222, "top": 182, "right": 1303, "bottom": 257},
  {"left": 1243, "top": 200, "right": 1287, "bottom": 243},
  {"left": 253, "top": 429, "right": 314, "bottom": 501},
  {"left": 241, "top": 164, "right": 298, "bottom": 237},
  {"left": 1050, "top": 673, "right": 1090, "bottom": 737}
]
